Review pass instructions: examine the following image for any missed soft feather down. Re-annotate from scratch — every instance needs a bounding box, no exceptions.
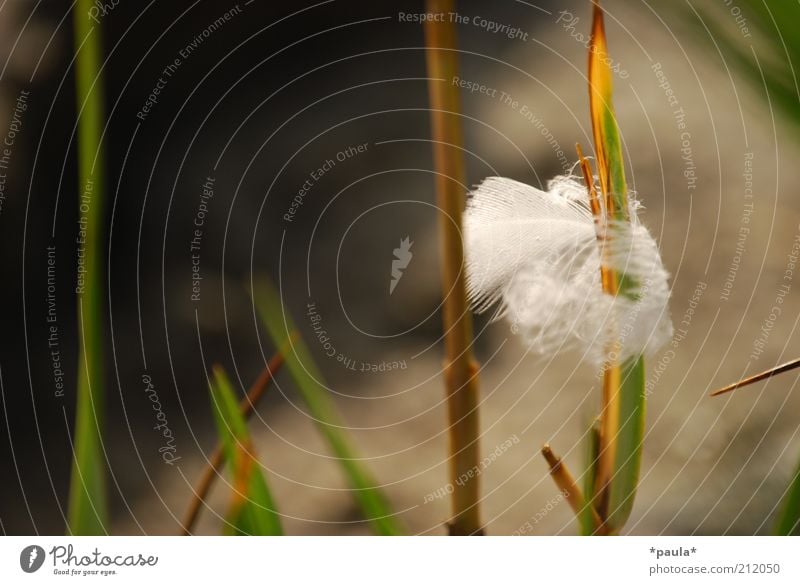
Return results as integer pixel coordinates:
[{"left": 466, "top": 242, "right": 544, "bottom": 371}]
[{"left": 463, "top": 176, "right": 672, "bottom": 365}]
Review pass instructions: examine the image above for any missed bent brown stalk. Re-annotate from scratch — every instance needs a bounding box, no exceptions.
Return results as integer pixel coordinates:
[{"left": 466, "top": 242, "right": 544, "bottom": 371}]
[
  {"left": 181, "top": 344, "right": 291, "bottom": 535},
  {"left": 710, "top": 358, "right": 800, "bottom": 396},
  {"left": 424, "top": 0, "right": 483, "bottom": 535},
  {"left": 542, "top": 444, "right": 602, "bottom": 529}
]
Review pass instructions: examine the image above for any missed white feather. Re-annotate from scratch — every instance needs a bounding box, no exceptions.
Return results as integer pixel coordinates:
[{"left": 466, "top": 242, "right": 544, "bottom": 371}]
[{"left": 463, "top": 176, "right": 672, "bottom": 365}]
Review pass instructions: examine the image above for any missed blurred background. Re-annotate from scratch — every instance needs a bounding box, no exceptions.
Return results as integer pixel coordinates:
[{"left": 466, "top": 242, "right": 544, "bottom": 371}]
[{"left": 0, "top": 0, "right": 798, "bottom": 535}]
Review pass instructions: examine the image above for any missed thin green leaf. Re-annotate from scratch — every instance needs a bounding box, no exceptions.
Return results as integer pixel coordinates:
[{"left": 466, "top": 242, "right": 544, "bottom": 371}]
[
  {"left": 581, "top": 422, "right": 600, "bottom": 536},
  {"left": 775, "top": 457, "right": 800, "bottom": 536},
  {"left": 210, "top": 366, "right": 282, "bottom": 535},
  {"left": 606, "top": 356, "right": 646, "bottom": 530},
  {"left": 253, "top": 279, "right": 403, "bottom": 535},
  {"left": 67, "top": 0, "right": 107, "bottom": 535},
  {"left": 588, "top": 2, "right": 647, "bottom": 533},
  {"left": 588, "top": 1, "right": 629, "bottom": 223}
]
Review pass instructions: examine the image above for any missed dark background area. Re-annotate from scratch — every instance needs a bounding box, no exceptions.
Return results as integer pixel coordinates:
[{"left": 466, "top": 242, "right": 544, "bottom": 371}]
[
  {"left": 0, "top": 0, "right": 563, "bottom": 534},
  {"left": 1, "top": 0, "right": 798, "bottom": 535}
]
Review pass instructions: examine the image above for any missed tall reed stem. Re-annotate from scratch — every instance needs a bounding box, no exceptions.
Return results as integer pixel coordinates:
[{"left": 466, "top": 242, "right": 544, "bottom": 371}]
[{"left": 424, "top": 0, "right": 482, "bottom": 536}]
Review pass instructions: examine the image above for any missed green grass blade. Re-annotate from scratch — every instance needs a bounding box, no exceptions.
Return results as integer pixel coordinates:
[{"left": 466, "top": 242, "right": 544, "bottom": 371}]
[
  {"left": 210, "top": 366, "right": 283, "bottom": 535},
  {"left": 775, "top": 457, "right": 800, "bottom": 535},
  {"left": 588, "top": 3, "right": 629, "bottom": 223},
  {"left": 588, "top": 3, "right": 647, "bottom": 533},
  {"left": 606, "top": 356, "right": 646, "bottom": 530},
  {"left": 254, "top": 279, "right": 403, "bottom": 535},
  {"left": 580, "top": 422, "right": 600, "bottom": 536},
  {"left": 67, "top": 0, "right": 107, "bottom": 535}
]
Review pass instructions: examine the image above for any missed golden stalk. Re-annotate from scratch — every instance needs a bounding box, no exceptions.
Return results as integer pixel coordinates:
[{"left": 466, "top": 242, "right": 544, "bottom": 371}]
[
  {"left": 576, "top": 142, "right": 619, "bottom": 519},
  {"left": 576, "top": 143, "right": 616, "bottom": 295},
  {"left": 424, "top": 0, "right": 482, "bottom": 536}
]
